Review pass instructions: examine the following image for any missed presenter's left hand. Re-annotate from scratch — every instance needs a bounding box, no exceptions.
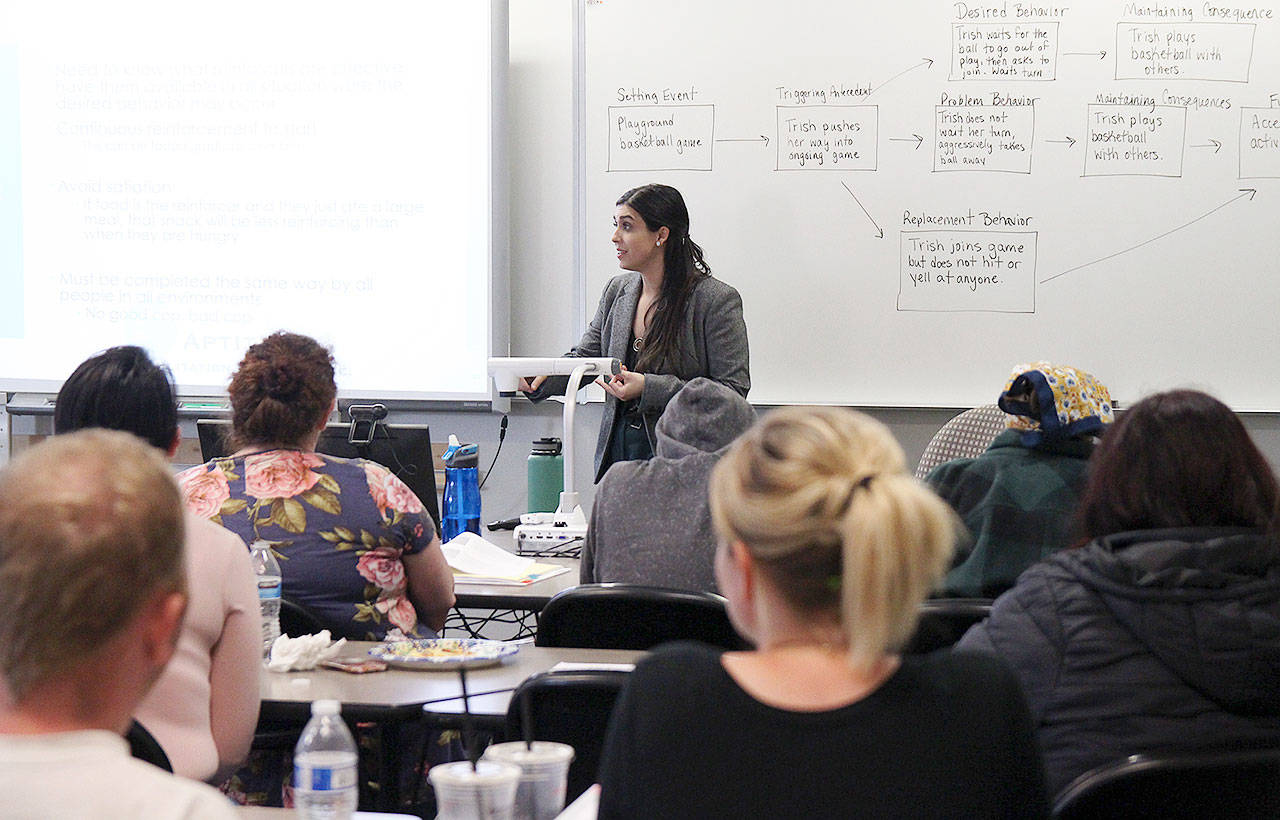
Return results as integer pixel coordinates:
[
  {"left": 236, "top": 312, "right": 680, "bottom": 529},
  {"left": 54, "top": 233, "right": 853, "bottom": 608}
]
[{"left": 599, "top": 366, "right": 644, "bottom": 401}]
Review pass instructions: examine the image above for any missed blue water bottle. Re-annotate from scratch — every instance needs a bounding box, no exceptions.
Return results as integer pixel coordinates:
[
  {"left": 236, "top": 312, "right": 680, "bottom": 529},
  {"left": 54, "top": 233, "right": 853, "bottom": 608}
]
[{"left": 441, "top": 436, "right": 481, "bottom": 543}]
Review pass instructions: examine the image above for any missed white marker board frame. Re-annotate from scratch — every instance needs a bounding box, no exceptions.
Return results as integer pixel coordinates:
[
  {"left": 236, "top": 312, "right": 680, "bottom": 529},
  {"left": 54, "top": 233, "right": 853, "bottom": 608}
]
[{"left": 577, "top": 0, "right": 1280, "bottom": 410}]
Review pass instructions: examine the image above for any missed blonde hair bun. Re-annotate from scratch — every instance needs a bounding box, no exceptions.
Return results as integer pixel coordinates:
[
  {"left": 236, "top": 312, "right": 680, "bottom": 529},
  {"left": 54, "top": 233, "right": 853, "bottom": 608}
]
[{"left": 710, "top": 407, "right": 956, "bottom": 670}]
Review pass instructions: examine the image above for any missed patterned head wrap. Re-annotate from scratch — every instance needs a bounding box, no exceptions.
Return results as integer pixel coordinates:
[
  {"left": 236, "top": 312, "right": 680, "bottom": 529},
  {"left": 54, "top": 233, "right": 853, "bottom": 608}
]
[{"left": 998, "top": 362, "right": 1114, "bottom": 446}]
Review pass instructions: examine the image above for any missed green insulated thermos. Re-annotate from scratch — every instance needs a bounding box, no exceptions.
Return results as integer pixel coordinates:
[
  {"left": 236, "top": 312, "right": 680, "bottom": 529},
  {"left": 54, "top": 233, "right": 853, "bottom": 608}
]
[{"left": 527, "top": 437, "right": 564, "bottom": 513}]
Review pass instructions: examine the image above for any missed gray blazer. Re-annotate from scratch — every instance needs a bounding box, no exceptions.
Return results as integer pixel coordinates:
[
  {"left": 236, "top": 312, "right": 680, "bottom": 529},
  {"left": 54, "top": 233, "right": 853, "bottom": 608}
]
[{"left": 539, "top": 272, "right": 750, "bottom": 482}]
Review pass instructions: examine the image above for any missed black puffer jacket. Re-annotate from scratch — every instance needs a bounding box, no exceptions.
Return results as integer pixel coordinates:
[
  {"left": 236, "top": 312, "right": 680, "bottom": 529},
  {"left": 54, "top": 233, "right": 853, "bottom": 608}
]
[{"left": 957, "top": 527, "right": 1280, "bottom": 797}]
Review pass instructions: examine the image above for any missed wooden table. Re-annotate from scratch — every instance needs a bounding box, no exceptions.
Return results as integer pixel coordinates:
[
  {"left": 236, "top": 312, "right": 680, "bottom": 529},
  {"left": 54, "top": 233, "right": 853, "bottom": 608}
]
[
  {"left": 452, "top": 556, "right": 581, "bottom": 611},
  {"left": 448, "top": 556, "right": 581, "bottom": 639},
  {"left": 258, "top": 642, "right": 642, "bottom": 810},
  {"left": 259, "top": 641, "right": 637, "bottom": 722}
]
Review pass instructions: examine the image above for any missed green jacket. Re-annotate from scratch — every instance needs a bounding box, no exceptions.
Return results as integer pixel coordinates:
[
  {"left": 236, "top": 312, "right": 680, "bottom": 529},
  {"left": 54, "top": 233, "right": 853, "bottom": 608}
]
[{"left": 926, "top": 429, "right": 1094, "bottom": 598}]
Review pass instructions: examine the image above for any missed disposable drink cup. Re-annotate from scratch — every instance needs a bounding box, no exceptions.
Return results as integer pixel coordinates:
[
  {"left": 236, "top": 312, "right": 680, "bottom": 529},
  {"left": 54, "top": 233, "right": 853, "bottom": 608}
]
[
  {"left": 429, "top": 760, "right": 521, "bottom": 820},
  {"left": 482, "top": 742, "right": 575, "bottom": 820}
]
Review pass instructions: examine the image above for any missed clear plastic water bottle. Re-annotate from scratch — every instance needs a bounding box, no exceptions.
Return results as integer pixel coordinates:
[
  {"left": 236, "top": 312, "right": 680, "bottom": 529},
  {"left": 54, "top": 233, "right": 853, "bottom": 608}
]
[
  {"left": 249, "top": 540, "right": 282, "bottom": 659},
  {"left": 442, "top": 437, "right": 481, "bottom": 543},
  {"left": 294, "top": 699, "right": 358, "bottom": 820}
]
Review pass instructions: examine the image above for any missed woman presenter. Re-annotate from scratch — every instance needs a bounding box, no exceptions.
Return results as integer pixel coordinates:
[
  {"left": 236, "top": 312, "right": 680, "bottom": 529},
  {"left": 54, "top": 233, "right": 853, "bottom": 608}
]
[{"left": 523, "top": 183, "right": 749, "bottom": 482}]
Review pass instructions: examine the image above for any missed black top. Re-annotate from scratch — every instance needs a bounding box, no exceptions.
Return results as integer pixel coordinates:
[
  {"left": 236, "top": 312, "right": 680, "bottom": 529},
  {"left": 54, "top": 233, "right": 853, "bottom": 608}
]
[
  {"left": 597, "top": 642, "right": 1049, "bottom": 819},
  {"left": 958, "top": 527, "right": 1280, "bottom": 796}
]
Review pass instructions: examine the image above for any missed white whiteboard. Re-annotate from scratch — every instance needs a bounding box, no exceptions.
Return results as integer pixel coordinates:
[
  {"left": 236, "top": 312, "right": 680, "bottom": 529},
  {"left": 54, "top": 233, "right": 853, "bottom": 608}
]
[{"left": 582, "top": 0, "right": 1280, "bottom": 409}]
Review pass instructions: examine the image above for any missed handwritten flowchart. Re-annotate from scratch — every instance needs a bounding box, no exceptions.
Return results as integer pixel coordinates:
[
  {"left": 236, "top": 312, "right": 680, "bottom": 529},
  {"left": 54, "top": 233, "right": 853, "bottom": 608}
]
[{"left": 597, "top": 6, "right": 1275, "bottom": 316}]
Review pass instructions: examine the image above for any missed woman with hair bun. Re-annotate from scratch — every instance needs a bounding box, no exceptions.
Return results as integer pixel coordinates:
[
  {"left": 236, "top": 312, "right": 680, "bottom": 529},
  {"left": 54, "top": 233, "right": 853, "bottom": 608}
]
[
  {"left": 597, "top": 407, "right": 1048, "bottom": 819},
  {"left": 522, "top": 183, "right": 750, "bottom": 482},
  {"left": 178, "top": 332, "right": 454, "bottom": 641}
]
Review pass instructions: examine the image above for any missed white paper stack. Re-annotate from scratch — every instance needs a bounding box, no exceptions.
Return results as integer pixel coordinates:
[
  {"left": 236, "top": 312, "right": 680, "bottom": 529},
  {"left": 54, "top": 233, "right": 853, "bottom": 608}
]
[{"left": 442, "top": 532, "right": 571, "bottom": 586}]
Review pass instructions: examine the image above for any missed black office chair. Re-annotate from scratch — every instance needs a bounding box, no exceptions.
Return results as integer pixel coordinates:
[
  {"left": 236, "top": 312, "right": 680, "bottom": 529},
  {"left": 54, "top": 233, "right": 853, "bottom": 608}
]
[
  {"left": 125, "top": 720, "right": 172, "bottom": 772},
  {"left": 904, "top": 598, "right": 993, "bottom": 654},
  {"left": 534, "top": 584, "right": 749, "bottom": 651},
  {"left": 280, "top": 597, "right": 326, "bottom": 637},
  {"left": 1051, "top": 747, "right": 1280, "bottom": 819},
  {"left": 504, "top": 669, "right": 632, "bottom": 802}
]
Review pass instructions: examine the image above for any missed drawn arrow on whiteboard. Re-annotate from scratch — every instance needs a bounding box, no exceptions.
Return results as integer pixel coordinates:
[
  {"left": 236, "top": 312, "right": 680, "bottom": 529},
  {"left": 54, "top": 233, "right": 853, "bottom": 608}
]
[
  {"left": 1064, "top": 50, "right": 1107, "bottom": 59},
  {"left": 890, "top": 134, "right": 925, "bottom": 150},
  {"left": 864, "top": 58, "right": 934, "bottom": 103},
  {"left": 1047, "top": 137, "right": 1077, "bottom": 148},
  {"left": 1040, "top": 188, "right": 1257, "bottom": 284},
  {"left": 841, "top": 181, "right": 884, "bottom": 239},
  {"left": 1190, "top": 139, "right": 1223, "bottom": 153},
  {"left": 715, "top": 135, "right": 770, "bottom": 147}
]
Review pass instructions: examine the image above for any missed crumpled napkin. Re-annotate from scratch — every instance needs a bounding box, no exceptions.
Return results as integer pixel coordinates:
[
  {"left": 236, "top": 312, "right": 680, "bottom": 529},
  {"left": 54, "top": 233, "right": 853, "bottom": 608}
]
[{"left": 266, "top": 631, "right": 347, "bottom": 672}]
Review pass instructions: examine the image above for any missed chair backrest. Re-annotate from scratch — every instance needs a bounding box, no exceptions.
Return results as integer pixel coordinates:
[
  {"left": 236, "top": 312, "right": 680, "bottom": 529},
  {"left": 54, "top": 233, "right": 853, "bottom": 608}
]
[
  {"left": 125, "top": 720, "right": 172, "bottom": 772},
  {"left": 1052, "top": 747, "right": 1280, "bottom": 819},
  {"left": 534, "top": 584, "right": 749, "bottom": 651},
  {"left": 504, "top": 670, "right": 632, "bottom": 802},
  {"left": 280, "top": 597, "right": 326, "bottom": 637},
  {"left": 904, "top": 598, "right": 993, "bottom": 654},
  {"left": 914, "top": 404, "right": 1008, "bottom": 479}
]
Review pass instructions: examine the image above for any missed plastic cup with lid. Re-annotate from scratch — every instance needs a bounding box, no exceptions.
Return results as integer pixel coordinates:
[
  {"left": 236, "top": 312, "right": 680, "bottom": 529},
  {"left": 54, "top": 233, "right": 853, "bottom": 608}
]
[
  {"left": 429, "top": 759, "right": 522, "bottom": 820},
  {"left": 481, "top": 741, "right": 576, "bottom": 820}
]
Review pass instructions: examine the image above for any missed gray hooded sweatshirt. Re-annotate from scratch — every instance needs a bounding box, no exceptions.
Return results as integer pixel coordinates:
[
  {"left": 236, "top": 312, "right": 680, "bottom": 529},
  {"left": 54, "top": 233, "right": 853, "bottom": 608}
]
[{"left": 580, "top": 377, "right": 755, "bottom": 592}]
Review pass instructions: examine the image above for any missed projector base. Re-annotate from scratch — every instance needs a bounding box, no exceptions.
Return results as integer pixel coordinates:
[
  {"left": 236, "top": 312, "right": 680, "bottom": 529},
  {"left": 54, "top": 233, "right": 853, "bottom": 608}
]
[
  {"left": 514, "top": 522, "right": 588, "bottom": 556},
  {"left": 513, "top": 506, "right": 587, "bottom": 557}
]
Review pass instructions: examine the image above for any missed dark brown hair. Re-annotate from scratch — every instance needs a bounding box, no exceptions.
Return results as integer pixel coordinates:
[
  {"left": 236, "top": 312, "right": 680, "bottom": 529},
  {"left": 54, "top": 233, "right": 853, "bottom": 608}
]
[
  {"left": 55, "top": 345, "right": 178, "bottom": 451},
  {"left": 228, "top": 332, "right": 336, "bottom": 450},
  {"left": 616, "top": 184, "right": 711, "bottom": 375},
  {"left": 1076, "top": 389, "right": 1280, "bottom": 540}
]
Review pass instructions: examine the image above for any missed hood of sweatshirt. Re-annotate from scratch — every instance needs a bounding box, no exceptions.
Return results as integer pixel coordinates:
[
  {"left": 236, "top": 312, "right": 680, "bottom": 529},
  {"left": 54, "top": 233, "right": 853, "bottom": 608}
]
[
  {"left": 1066, "top": 527, "right": 1280, "bottom": 715},
  {"left": 654, "top": 378, "right": 755, "bottom": 460}
]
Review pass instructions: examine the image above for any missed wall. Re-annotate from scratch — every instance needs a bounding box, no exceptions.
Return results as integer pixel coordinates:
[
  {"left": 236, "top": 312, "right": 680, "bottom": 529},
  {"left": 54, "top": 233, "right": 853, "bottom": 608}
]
[
  {"left": 496, "top": 0, "right": 1280, "bottom": 502},
  {"left": 8, "top": 1, "right": 1280, "bottom": 516}
]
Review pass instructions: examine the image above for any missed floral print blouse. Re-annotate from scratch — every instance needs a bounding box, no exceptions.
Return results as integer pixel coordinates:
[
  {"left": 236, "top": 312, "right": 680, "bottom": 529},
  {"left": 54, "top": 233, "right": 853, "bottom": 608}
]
[{"left": 177, "top": 449, "right": 437, "bottom": 640}]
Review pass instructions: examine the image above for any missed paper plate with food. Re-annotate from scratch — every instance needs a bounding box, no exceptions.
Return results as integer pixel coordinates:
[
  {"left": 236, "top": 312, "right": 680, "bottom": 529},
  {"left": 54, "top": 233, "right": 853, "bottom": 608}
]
[{"left": 367, "top": 638, "right": 520, "bottom": 671}]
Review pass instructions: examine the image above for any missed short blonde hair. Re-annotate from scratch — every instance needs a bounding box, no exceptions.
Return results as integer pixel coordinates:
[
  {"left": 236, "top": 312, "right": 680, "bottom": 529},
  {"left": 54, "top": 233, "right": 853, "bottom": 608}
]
[
  {"left": 709, "top": 407, "right": 955, "bottom": 671},
  {"left": 0, "top": 429, "right": 186, "bottom": 701}
]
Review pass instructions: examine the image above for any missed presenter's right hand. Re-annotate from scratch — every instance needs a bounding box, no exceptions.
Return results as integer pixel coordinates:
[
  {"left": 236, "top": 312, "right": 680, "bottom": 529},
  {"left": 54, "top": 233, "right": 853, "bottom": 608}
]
[{"left": 517, "top": 375, "right": 548, "bottom": 393}]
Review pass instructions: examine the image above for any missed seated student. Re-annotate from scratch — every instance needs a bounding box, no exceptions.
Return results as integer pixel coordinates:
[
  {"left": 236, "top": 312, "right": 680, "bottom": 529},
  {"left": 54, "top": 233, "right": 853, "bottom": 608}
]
[
  {"left": 958, "top": 389, "right": 1280, "bottom": 797},
  {"left": 178, "top": 332, "right": 459, "bottom": 804},
  {"left": 177, "top": 331, "right": 454, "bottom": 640},
  {"left": 927, "top": 362, "right": 1113, "bottom": 598},
  {"left": 597, "top": 407, "right": 1048, "bottom": 819},
  {"left": 0, "top": 430, "right": 238, "bottom": 819},
  {"left": 54, "top": 346, "right": 260, "bottom": 783},
  {"left": 581, "top": 377, "right": 755, "bottom": 592}
]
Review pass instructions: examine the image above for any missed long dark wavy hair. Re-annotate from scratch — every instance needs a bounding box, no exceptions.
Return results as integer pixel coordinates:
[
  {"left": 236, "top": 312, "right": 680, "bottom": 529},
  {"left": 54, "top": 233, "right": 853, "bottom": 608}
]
[
  {"left": 616, "top": 184, "right": 711, "bottom": 374},
  {"left": 1074, "top": 389, "right": 1280, "bottom": 542}
]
